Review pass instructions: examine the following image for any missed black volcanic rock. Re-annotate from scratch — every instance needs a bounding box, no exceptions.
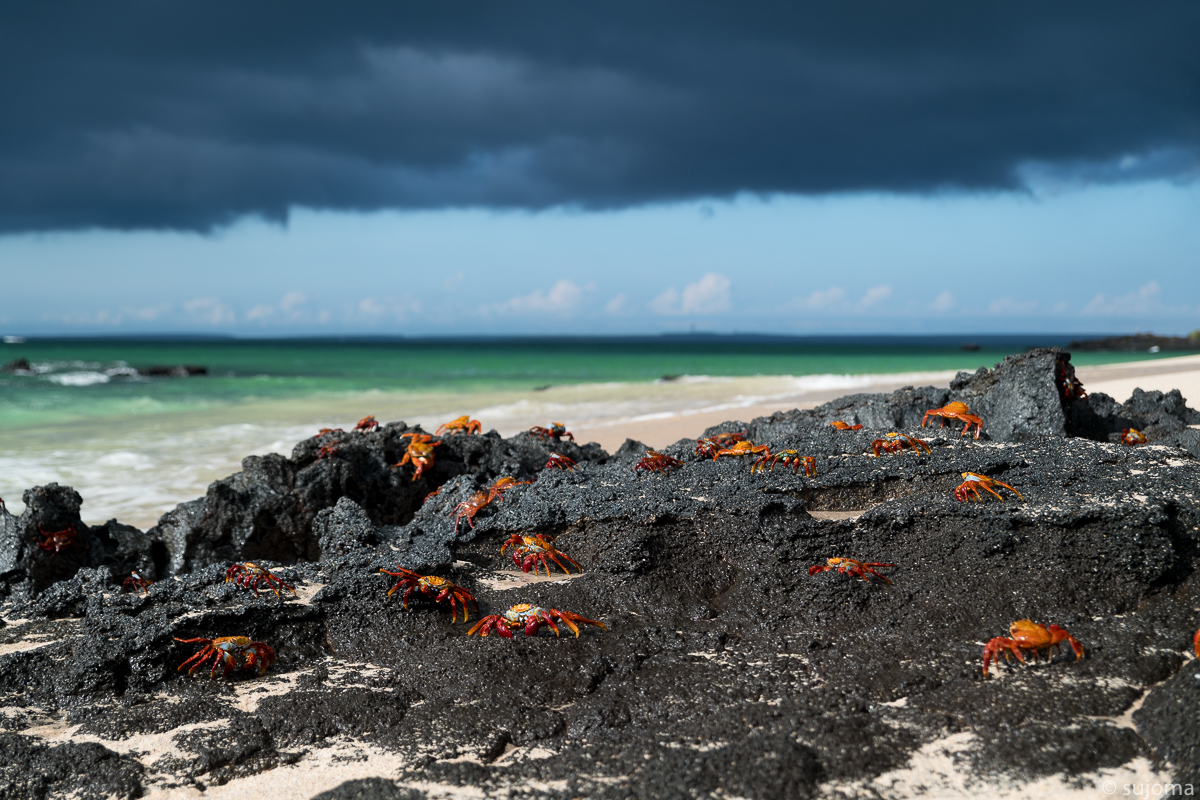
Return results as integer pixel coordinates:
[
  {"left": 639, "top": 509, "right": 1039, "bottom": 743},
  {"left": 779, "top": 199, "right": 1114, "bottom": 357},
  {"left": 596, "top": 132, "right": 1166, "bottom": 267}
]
[
  {"left": 1, "top": 357, "right": 31, "bottom": 373},
  {"left": 2, "top": 350, "right": 1200, "bottom": 796},
  {"left": 1069, "top": 332, "right": 1200, "bottom": 352}
]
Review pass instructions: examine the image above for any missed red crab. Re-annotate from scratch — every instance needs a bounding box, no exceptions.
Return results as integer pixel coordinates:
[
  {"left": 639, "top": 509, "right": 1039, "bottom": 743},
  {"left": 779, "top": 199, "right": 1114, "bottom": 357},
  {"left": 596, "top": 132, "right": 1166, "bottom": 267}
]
[
  {"left": 953, "top": 472, "right": 1024, "bottom": 503},
  {"left": 34, "top": 524, "right": 78, "bottom": 554},
  {"left": 695, "top": 431, "right": 747, "bottom": 459},
  {"left": 316, "top": 444, "right": 339, "bottom": 460},
  {"left": 1121, "top": 428, "right": 1147, "bottom": 446},
  {"left": 354, "top": 415, "right": 379, "bottom": 433},
  {"left": 313, "top": 427, "right": 343, "bottom": 438},
  {"left": 982, "top": 619, "right": 1084, "bottom": 678},
  {"left": 922, "top": 401, "right": 983, "bottom": 439},
  {"left": 423, "top": 486, "right": 442, "bottom": 505},
  {"left": 502, "top": 533, "right": 582, "bottom": 576},
  {"left": 467, "top": 603, "right": 606, "bottom": 639},
  {"left": 711, "top": 440, "right": 770, "bottom": 462},
  {"left": 545, "top": 452, "right": 576, "bottom": 471},
  {"left": 808, "top": 557, "right": 896, "bottom": 585},
  {"left": 175, "top": 636, "right": 276, "bottom": 678},
  {"left": 1194, "top": 627, "right": 1199, "bottom": 659},
  {"left": 226, "top": 562, "right": 296, "bottom": 599},
  {"left": 394, "top": 433, "right": 442, "bottom": 481},
  {"left": 436, "top": 415, "right": 481, "bottom": 436},
  {"left": 751, "top": 449, "right": 816, "bottom": 476},
  {"left": 530, "top": 422, "right": 574, "bottom": 442},
  {"left": 634, "top": 450, "right": 683, "bottom": 474},
  {"left": 122, "top": 571, "right": 153, "bottom": 595},
  {"left": 830, "top": 421, "right": 863, "bottom": 431},
  {"left": 379, "top": 567, "right": 479, "bottom": 623},
  {"left": 871, "top": 432, "right": 931, "bottom": 457},
  {"left": 1056, "top": 360, "right": 1087, "bottom": 401},
  {"left": 453, "top": 477, "right": 530, "bottom": 531}
]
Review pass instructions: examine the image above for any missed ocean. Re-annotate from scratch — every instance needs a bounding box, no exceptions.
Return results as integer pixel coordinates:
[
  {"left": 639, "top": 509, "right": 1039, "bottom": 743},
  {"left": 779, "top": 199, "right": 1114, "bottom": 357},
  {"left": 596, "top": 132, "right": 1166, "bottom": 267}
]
[{"left": 0, "top": 335, "right": 1164, "bottom": 527}]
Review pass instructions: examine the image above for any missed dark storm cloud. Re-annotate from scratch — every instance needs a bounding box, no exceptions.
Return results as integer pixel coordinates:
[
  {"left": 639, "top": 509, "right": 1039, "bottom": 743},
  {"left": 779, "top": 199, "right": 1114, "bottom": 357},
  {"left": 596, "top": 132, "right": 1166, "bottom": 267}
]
[{"left": 0, "top": 1, "right": 1197, "bottom": 232}]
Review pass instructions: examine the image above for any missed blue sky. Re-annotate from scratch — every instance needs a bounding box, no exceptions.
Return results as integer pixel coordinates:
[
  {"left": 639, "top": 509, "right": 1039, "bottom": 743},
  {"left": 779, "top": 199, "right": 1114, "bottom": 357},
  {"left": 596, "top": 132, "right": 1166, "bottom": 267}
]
[
  {"left": 3, "top": 179, "right": 1198, "bottom": 336},
  {"left": 2, "top": 4, "right": 1198, "bottom": 337}
]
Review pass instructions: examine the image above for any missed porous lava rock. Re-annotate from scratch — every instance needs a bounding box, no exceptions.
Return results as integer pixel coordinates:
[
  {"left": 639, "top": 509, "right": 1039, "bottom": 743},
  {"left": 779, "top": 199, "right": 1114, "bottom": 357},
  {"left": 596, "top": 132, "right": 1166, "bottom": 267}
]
[{"left": 2, "top": 352, "right": 1199, "bottom": 797}]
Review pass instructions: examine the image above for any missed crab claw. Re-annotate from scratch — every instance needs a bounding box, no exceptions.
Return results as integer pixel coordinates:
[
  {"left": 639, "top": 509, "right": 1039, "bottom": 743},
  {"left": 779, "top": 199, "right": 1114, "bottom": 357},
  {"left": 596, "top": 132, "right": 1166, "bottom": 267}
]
[{"left": 1048, "top": 624, "right": 1085, "bottom": 660}]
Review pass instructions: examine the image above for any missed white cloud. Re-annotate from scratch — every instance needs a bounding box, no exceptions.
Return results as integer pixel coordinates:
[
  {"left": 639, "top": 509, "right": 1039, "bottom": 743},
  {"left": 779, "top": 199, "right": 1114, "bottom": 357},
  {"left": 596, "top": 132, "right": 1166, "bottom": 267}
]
[
  {"left": 929, "top": 291, "right": 956, "bottom": 313},
  {"left": 604, "top": 294, "right": 629, "bottom": 315},
  {"left": 357, "top": 296, "right": 421, "bottom": 320},
  {"left": 1082, "top": 280, "right": 1162, "bottom": 316},
  {"left": 651, "top": 273, "right": 731, "bottom": 315},
  {"left": 988, "top": 297, "right": 1038, "bottom": 315},
  {"left": 279, "top": 291, "right": 307, "bottom": 312},
  {"left": 794, "top": 286, "right": 846, "bottom": 310},
  {"left": 491, "top": 279, "right": 584, "bottom": 316},
  {"left": 859, "top": 285, "right": 892, "bottom": 308},
  {"left": 183, "top": 297, "right": 235, "bottom": 326},
  {"left": 245, "top": 304, "right": 275, "bottom": 321}
]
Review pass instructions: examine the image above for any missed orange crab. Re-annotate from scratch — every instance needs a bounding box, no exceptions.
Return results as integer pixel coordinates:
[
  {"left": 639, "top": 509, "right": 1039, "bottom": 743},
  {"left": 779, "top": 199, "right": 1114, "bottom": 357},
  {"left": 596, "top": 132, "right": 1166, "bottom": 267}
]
[
  {"left": 175, "top": 636, "right": 276, "bottom": 678},
  {"left": 695, "top": 431, "right": 747, "bottom": 459},
  {"left": 453, "top": 477, "right": 530, "bottom": 531},
  {"left": 872, "top": 432, "right": 931, "bottom": 457},
  {"left": 316, "top": 444, "right": 339, "bottom": 460},
  {"left": 394, "top": 433, "right": 443, "bottom": 481},
  {"left": 502, "top": 533, "right": 582, "bottom": 576},
  {"left": 313, "top": 427, "right": 343, "bottom": 438},
  {"left": 830, "top": 421, "right": 863, "bottom": 431},
  {"left": 1194, "top": 627, "right": 1199, "bottom": 659},
  {"left": 982, "top": 619, "right": 1084, "bottom": 677},
  {"left": 953, "top": 472, "right": 1024, "bottom": 503},
  {"left": 712, "top": 440, "right": 770, "bottom": 461},
  {"left": 34, "top": 523, "right": 78, "bottom": 554},
  {"left": 530, "top": 422, "right": 574, "bottom": 442},
  {"left": 226, "top": 562, "right": 296, "bottom": 599},
  {"left": 635, "top": 450, "right": 683, "bottom": 474},
  {"left": 354, "top": 415, "right": 379, "bottom": 433},
  {"left": 545, "top": 452, "right": 576, "bottom": 471},
  {"left": 379, "top": 566, "right": 479, "bottom": 622},
  {"left": 467, "top": 603, "right": 606, "bottom": 639},
  {"left": 122, "top": 571, "right": 152, "bottom": 595},
  {"left": 1121, "top": 428, "right": 1147, "bottom": 446},
  {"left": 751, "top": 449, "right": 816, "bottom": 476},
  {"left": 922, "top": 401, "right": 983, "bottom": 439},
  {"left": 808, "top": 557, "right": 896, "bottom": 585},
  {"left": 436, "top": 415, "right": 481, "bottom": 436}
]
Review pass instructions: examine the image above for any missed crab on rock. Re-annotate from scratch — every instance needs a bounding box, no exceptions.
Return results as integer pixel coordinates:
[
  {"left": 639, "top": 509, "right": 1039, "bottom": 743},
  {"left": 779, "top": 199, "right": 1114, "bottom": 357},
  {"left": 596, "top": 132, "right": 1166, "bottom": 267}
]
[
  {"left": 502, "top": 533, "right": 582, "bottom": 576},
  {"left": 34, "top": 524, "right": 78, "bottom": 554},
  {"left": 953, "top": 472, "right": 1024, "bottom": 503},
  {"left": 175, "top": 636, "right": 276, "bottom": 678},
  {"left": 436, "top": 415, "right": 482, "bottom": 436},
  {"left": 453, "top": 476, "right": 530, "bottom": 531},
  {"left": 829, "top": 421, "right": 863, "bottom": 431},
  {"left": 635, "top": 450, "right": 683, "bottom": 474},
  {"left": 1194, "top": 627, "right": 1199, "bottom": 659},
  {"left": 711, "top": 440, "right": 771, "bottom": 461},
  {"left": 1121, "top": 428, "right": 1147, "bottom": 446},
  {"left": 379, "top": 567, "right": 479, "bottom": 623},
  {"left": 226, "top": 562, "right": 296, "bottom": 599},
  {"left": 695, "top": 431, "right": 747, "bottom": 459},
  {"left": 122, "top": 571, "right": 153, "bottom": 595},
  {"left": 808, "top": 557, "right": 896, "bottom": 585},
  {"left": 467, "top": 603, "right": 606, "bottom": 639},
  {"left": 982, "top": 619, "right": 1084, "bottom": 677},
  {"left": 353, "top": 415, "right": 379, "bottom": 433},
  {"left": 871, "top": 433, "right": 931, "bottom": 457},
  {"left": 394, "top": 433, "right": 443, "bottom": 481},
  {"left": 530, "top": 422, "right": 574, "bottom": 442},
  {"left": 922, "top": 401, "right": 983, "bottom": 439},
  {"left": 751, "top": 449, "right": 816, "bottom": 476},
  {"left": 545, "top": 452, "right": 576, "bottom": 471}
]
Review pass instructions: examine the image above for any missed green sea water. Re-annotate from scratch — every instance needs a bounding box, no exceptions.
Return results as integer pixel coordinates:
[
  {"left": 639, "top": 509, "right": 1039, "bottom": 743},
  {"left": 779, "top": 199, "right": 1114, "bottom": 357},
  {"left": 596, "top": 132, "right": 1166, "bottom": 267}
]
[{"left": 0, "top": 336, "right": 1175, "bottom": 430}]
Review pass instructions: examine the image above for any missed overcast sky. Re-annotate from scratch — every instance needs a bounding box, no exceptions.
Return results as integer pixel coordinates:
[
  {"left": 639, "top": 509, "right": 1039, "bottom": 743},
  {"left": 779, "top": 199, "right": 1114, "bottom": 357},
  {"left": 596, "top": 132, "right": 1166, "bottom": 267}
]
[{"left": 2, "top": 2, "right": 1198, "bottom": 336}]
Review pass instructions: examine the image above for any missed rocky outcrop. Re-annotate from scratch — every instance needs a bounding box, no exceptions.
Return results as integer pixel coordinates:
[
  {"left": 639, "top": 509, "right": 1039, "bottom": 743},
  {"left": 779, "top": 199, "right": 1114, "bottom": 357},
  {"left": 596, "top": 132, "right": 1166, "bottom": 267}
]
[{"left": 2, "top": 351, "right": 1199, "bottom": 796}]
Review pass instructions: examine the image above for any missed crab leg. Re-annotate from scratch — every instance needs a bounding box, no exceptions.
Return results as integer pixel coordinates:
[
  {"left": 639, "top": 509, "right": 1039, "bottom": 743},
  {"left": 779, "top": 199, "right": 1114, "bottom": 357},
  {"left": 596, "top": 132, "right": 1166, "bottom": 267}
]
[
  {"left": 538, "top": 611, "right": 561, "bottom": 636},
  {"left": 992, "top": 480, "right": 1025, "bottom": 501}
]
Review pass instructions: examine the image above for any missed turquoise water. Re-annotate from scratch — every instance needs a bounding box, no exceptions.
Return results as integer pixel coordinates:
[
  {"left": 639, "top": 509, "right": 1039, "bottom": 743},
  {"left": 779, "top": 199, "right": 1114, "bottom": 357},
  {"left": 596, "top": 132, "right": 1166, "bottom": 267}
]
[{"left": 0, "top": 336, "right": 1173, "bottom": 430}]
